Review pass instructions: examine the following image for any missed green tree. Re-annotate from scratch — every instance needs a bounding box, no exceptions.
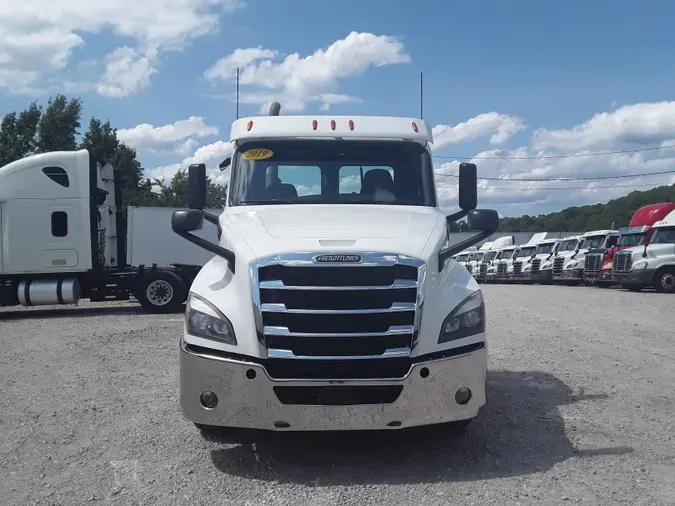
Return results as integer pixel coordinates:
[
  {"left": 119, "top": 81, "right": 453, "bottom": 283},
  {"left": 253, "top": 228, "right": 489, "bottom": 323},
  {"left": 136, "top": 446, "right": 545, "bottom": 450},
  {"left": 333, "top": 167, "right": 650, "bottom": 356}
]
[
  {"left": 153, "top": 169, "right": 228, "bottom": 208},
  {"left": 36, "top": 94, "right": 82, "bottom": 153},
  {"left": 0, "top": 102, "right": 42, "bottom": 166}
]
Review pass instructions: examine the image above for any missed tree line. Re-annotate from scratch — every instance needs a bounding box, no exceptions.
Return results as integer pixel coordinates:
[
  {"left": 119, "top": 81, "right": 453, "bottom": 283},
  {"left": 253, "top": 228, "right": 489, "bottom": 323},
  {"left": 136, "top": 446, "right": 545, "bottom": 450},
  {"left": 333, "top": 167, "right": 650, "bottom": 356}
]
[{"left": 0, "top": 94, "right": 227, "bottom": 209}]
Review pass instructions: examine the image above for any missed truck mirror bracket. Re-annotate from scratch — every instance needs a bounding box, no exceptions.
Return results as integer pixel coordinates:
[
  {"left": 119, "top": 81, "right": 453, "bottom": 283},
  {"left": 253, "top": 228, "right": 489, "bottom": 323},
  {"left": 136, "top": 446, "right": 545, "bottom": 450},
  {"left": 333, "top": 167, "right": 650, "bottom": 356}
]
[
  {"left": 174, "top": 230, "right": 236, "bottom": 274},
  {"left": 438, "top": 231, "right": 493, "bottom": 272}
]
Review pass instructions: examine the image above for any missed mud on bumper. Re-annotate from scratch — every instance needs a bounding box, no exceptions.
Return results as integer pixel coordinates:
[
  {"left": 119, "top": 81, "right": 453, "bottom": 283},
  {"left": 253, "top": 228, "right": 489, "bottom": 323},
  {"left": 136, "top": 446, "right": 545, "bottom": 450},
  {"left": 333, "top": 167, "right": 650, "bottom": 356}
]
[{"left": 179, "top": 339, "right": 487, "bottom": 431}]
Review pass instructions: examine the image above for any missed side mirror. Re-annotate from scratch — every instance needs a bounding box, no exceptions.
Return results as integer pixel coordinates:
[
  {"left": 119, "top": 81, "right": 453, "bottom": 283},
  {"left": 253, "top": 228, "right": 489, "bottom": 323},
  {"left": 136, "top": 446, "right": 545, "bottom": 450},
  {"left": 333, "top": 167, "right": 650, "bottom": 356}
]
[
  {"left": 458, "top": 162, "right": 477, "bottom": 212},
  {"left": 171, "top": 209, "right": 236, "bottom": 273},
  {"left": 188, "top": 163, "right": 207, "bottom": 210},
  {"left": 218, "top": 157, "right": 231, "bottom": 171},
  {"left": 439, "top": 209, "right": 499, "bottom": 271},
  {"left": 171, "top": 209, "right": 204, "bottom": 234}
]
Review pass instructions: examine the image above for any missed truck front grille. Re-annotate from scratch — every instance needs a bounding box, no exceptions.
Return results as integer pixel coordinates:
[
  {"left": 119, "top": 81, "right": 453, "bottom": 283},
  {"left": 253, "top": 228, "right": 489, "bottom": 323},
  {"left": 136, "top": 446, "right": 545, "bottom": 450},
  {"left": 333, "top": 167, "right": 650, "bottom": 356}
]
[
  {"left": 585, "top": 253, "right": 602, "bottom": 272},
  {"left": 513, "top": 261, "right": 522, "bottom": 274},
  {"left": 253, "top": 254, "right": 423, "bottom": 371},
  {"left": 553, "top": 257, "right": 564, "bottom": 275},
  {"left": 531, "top": 258, "right": 541, "bottom": 274},
  {"left": 613, "top": 251, "right": 632, "bottom": 273},
  {"left": 497, "top": 262, "right": 507, "bottom": 274},
  {"left": 479, "top": 263, "right": 488, "bottom": 276}
]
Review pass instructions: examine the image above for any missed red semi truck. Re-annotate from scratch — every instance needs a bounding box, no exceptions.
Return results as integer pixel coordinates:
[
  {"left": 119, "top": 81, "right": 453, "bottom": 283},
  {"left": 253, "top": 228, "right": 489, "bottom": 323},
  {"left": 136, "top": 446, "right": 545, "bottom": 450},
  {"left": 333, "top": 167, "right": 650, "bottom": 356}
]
[{"left": 584, "top": 202, "right": 675, "bottom": 288}]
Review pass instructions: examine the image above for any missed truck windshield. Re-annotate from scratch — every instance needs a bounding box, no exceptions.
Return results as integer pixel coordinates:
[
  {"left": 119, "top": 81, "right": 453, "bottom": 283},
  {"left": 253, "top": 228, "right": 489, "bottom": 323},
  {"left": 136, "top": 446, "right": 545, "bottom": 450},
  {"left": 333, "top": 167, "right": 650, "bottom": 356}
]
[
  {"left": 516, "top": 247, "right": 536, "bottom": 258},
  {"left": 456, "top": 254, "right": 469, "bottom": 262},
  {"left": 470, "top": 252, "right": 484, "bottom": 261},
  {"left": 558, "top": 239, "right": 578, "bottom": 252},
  {"left": 617, "top": 233, "right": 645, "bottom": 247},
  {"left": 228, "top": 140, "right": 436, "bottom": 207},
  {"left": 535, "top": 243, "right": 554, "bottom": 255},
  {"left": 583, "top": 236, "right": 605, "bottom": 249},
  {"left": 484, "top": 251, "right": 497, "bottom": 261},
  {"left": 497, "top": 250, "right": 514, "bottom": 260},
  {"left": 650, "top": 227, "right": 675, "bottom": 244}
]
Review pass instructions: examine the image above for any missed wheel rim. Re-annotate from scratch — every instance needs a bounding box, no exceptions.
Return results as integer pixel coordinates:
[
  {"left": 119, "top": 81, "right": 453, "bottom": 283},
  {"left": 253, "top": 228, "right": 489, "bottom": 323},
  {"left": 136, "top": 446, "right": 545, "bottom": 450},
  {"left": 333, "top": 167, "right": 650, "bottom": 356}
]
[
  {"left": 146, "top": 280, "right": 174, "bottom": 306},
  {"left": 660, "top": 273, "right": 675, "bottom": 291}
]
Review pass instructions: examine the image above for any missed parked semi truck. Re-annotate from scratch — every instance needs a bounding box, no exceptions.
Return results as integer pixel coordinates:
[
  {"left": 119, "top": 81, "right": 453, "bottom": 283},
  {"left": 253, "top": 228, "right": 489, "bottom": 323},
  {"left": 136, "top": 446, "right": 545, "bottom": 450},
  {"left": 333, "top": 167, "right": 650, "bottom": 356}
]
[
  {"left": 537, "top": 235, "right": 582, "bottom": 283},
  {"left": 0, "top": 150, "right": 214, "bottom": 313},
  {"left": 170, "top": 103, "right": 499, "bottom": 434},
  {"left": 519, "top": 237, "right": 561, "bottom": 283},
  {"left": 475, "top": 235, "right": 514, "bottom": 282},
  {"left": 488, "top": 243, "right": 520, "bottom": 282},
  {"left": 556, "top": 230, "right": 618, "bottom": 285},
  {"left": 612, "top": 209, "right": 675, "bottom": 293},
  {"left": 584, "top": 203, "right": 675, "bottom": 288}
]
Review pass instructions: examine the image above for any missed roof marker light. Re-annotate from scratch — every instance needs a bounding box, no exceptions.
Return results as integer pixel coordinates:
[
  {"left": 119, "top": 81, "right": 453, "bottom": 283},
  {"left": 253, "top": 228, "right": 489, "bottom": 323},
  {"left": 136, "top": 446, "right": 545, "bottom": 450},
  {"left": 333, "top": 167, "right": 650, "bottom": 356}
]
[
  {"left": 247, "top": 121, "right": 253, "bottom": 131},
  {"left": 412, "top": 122, "right": 419, "bottom": 133},
  {"left": 312, "top": 120, "right": 318, "bottom": 130},
  {"left": 349, "top": 120, "right": 354, "bottom": 131},
  {"left": 331, "top": 120, "right": 336, "bottom": 130}
]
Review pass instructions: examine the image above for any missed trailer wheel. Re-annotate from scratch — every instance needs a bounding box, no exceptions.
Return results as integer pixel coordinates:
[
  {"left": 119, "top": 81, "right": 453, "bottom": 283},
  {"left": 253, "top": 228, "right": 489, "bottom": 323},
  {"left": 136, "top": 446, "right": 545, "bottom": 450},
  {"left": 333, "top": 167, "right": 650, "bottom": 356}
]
[
  {"left": 137, "top": 270, "right": 186, "bottom": 313},
  {"left": 654, "top": 268, "right": 675, "bottom": 294}
]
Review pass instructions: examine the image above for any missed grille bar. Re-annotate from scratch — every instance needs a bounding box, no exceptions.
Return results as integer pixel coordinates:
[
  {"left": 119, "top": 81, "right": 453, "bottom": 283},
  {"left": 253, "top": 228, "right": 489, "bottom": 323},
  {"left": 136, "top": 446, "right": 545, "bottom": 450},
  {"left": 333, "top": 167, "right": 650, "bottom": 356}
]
[
  {"left": 261, "top": 302, "right": 416, "bottom": 314},
  {"left": 259, "top": 279, "right": 417, "bottom": 291},
  {"left": 613, "top": 251, "right": 632, "bottom": 273},
  {"left": 264, "top": 325, "right": 414, "bottom": 338}
]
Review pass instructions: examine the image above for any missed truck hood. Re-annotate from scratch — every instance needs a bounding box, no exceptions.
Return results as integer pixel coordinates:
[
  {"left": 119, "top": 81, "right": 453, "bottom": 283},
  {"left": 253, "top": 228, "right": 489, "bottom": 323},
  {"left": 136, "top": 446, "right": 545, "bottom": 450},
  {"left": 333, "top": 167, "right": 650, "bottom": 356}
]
[{"left": 222, "top": 204, "right": 443, "bottom": 259}]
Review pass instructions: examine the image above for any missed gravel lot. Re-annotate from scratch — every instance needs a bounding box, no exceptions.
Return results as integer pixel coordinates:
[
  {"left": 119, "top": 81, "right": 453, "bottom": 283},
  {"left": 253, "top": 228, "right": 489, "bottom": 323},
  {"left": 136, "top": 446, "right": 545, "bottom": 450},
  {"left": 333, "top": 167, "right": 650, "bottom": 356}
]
[{"left": 1, "top": 284, "right": 674, "bottom": 506}]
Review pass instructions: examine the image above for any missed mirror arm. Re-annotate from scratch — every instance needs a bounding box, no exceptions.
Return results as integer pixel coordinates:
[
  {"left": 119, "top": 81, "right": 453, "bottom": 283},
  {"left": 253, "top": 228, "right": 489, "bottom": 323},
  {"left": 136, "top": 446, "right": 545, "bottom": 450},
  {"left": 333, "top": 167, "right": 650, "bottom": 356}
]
[
  {"left": 438, "top": 230, "right": 492, "bottom": 272},
  {"left": 642, "top": 244, "right": 648, "bottom": 258},
  {"left": 203, "top": 211, "right": 219, "bottom": 225},
  {"left": 446, "top": 210, "right": 468, "bottom": 224},
  {"left": 174, "top": 230, "right": 236, "bottom": 274}
]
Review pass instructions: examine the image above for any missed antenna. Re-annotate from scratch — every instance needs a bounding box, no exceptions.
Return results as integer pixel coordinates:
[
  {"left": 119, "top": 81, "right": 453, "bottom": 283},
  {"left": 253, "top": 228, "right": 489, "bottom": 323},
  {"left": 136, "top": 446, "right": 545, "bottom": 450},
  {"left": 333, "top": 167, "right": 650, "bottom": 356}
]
[
  {"left": 420, "top": 71, "right": 424, "bottom": 119},
  {"left": 236, "top": 67, "right": 240, "bottom": 120}
]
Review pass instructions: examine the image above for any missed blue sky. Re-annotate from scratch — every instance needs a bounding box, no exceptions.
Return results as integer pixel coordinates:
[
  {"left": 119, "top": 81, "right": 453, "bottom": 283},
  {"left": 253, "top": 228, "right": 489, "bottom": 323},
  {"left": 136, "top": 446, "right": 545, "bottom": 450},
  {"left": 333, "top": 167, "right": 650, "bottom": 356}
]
[{"left": 2, "top": 0, "right": 675, "bottom": 216}]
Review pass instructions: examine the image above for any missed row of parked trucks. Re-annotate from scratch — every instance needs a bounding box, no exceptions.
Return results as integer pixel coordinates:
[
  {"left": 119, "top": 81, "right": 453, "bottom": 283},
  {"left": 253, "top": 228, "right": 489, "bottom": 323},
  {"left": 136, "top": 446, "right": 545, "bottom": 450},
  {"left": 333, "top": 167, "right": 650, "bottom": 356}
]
[{"left": 452, "top": 202, "right": 675, "bottom": 293}]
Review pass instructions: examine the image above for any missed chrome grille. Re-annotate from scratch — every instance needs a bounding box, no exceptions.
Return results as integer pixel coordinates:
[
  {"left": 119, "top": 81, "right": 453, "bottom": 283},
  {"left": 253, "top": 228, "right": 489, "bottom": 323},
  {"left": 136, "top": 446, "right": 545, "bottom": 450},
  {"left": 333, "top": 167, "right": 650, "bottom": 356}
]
[
  {"left": 252, "top": 253, "right": 424, "bottom": 364},
  {"left": 479, "top": 263, "right": 488, "bottom": 276},
  {"left": 613, "top": 251, "right": 632, "bottom": 273},
  {"left": 513, "top": 261, "right": 522, "bottom": 274},
  {"left": 497, "top": 262, "right": 507, "bottom": 274},
  {"left": 531, "top": 258, "right": 541, "bottom": 274},
  {"left": 553, "top": 257, "right": 564, "bottom": 275},
  {"left": 585, "top": 253, "right": 602, "bottom": 272}
]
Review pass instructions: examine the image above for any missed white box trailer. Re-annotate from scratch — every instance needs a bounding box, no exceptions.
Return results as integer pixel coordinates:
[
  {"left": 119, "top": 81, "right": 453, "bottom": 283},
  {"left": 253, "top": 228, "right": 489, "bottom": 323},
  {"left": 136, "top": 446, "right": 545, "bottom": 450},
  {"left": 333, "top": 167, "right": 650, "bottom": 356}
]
[{"left": 126, "top": 206, "right": 220, "bottom": 268}]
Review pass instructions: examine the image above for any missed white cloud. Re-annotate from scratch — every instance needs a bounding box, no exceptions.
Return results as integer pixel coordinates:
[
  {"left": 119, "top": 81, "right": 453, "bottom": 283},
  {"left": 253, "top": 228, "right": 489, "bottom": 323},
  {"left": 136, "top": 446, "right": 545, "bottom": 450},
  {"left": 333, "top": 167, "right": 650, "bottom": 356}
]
[
  {"left": 149, "top": 140, "right": 234, "bottom": 186},
  {"left": 532, "top": 101, "right": 675, "bottom": 152},
  {"left": 436, "top": 101, "right": 675, "bottom": 216},
  {"left": 432, "top": 112, "right": 526, "bottom": 149},
  {"left": 204, "top": 31, "right": 410, "bottom": 112},
  {"left": 118, "top": 116, "right": 218, "bottom": 154},
  {"left": 0, "top": 0, "right": 244, "bottom": 95}
]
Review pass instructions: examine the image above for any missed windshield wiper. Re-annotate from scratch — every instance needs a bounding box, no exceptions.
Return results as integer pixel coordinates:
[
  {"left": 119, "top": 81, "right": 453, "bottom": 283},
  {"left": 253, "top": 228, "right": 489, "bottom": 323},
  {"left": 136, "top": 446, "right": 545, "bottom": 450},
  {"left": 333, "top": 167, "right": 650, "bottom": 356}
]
[{"left": 240, "top": 199, "right": 299, "bottom": 205}]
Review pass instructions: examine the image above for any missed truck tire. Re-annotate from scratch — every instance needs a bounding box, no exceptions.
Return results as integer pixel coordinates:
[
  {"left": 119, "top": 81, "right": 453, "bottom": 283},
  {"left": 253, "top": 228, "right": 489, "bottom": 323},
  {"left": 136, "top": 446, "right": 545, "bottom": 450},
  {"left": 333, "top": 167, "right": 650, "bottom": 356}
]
[
  {"left": 136, "top": 270, "right": 186, "bottom": 313},
  {"left": 654, "top": 268, "right": 675, "bottom": 294}
]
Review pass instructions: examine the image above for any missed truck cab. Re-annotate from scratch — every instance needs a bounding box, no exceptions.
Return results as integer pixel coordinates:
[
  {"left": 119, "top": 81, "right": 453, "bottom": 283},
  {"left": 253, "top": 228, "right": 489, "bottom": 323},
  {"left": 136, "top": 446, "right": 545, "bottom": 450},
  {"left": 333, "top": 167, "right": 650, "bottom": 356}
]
[
  {"left": 556, "top": 230, "right": 617, "bottom": 285},
  {"left": 170, "top": 104, "right": 499, "bottom": 434},
  {"left": 489, "top": 244, "right": 520, "bottom": 282},
  {"left": 475, "top": 235, "right": 514, "bottom": 282},
  {"left": 466, "top": 242, "right": 492, "bottom": 279},
  {"left": 521, "top": 237, "right": 561, "bottom": 282},
  {"left": 596, "top": 203, "right": 675, "bottom": 287},
  {"left": 612, "top": 209, "right": 675, "bottom": 293}
]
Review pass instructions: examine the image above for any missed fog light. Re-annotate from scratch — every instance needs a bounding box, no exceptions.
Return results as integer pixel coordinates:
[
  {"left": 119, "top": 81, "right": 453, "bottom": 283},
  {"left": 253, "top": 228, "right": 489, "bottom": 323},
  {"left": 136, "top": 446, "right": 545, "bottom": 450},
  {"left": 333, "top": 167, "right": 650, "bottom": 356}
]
[
  {"left": 200, "top": 391, "right": 218, "bottom": 409},
  {"left": 455, "top": 387, "right": 472, "bottom": 405}
]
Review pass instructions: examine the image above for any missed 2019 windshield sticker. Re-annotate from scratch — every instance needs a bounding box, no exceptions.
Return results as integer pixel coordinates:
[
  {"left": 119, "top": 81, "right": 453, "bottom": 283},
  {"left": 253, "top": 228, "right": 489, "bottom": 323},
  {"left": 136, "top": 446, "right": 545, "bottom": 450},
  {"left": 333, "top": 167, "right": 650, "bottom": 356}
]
[{"left": 241, "top": 149, "right": 274, "bottom": 160}]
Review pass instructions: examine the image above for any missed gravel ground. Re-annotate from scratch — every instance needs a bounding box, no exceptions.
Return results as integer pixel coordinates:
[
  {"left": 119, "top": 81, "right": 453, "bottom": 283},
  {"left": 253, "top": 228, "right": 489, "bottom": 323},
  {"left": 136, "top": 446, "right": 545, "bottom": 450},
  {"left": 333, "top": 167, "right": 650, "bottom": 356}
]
[{"left": 1, "top": 284, "right": 674, "bottom": 506}]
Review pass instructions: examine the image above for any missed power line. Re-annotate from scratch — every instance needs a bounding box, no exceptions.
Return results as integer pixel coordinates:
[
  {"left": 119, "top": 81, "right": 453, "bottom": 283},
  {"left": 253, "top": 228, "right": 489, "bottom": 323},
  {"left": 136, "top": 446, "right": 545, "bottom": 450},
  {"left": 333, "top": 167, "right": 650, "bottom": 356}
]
[
  {"left": 433, "top": 143, "right": 675, "bottom": 160},
  {"left": 479, "top": 182, "right": 673, "bottom": 191},
  {"left": 434, "top": 168, "right": 675, "bottom": 181}
]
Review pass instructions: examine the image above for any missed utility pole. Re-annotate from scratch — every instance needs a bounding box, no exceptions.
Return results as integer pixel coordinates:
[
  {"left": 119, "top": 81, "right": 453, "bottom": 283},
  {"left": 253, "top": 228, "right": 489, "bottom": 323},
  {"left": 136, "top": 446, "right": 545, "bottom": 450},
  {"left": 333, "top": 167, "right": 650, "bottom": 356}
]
[
  {"left": 236, "top": 67, "right": 240, "bottom": 120},
  {"left": 420, "top": 71, "right": 424, "bottom": 119}
]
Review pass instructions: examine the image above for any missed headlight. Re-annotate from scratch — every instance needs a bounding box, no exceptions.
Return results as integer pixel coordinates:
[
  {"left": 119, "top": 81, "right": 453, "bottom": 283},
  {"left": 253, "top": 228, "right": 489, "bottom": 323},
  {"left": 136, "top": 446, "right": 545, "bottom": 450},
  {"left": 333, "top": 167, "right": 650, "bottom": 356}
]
[
  {"left": 507, "top": 265, "right": 514, "bottom": 272},
  {"left": 632, "top": 261, "right": 648, "bottom": 270},
  {"left": 523, "top": 264, "right": 532, "bottom": 272},
  {"left": 542, "top": 262, "right": 552, "bottom": 269},
  {"left": 601, "top": 261, "right": 613, "bottom": 271},
  {"left": 186, "top": 292, "right": 237, "bottom": 345},
  {"left": 439, "top": 290, "right": 486, "bottom": 344},
  {"left": 566, "top": 261, "right": 579, "bottom": 269}
]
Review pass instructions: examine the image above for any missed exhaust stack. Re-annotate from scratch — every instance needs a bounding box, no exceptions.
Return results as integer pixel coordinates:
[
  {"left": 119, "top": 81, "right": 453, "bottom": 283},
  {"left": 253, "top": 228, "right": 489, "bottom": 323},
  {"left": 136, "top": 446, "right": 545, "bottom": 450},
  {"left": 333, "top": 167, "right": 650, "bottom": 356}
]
[{"left": 269, "top": 102, "right": 281, "bottom": 116}]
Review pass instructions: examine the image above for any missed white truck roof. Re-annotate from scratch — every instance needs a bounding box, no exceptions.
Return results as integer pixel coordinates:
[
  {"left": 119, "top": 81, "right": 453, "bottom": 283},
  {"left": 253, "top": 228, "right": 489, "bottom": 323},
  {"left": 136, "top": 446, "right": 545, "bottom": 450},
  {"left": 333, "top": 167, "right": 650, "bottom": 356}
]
[
  {"left": 653, "top": 209, "right": 675, "bottom": 228},
  {"left": 490, "top": 235, "right": 515, "bottom": 249},
  {"left": 230, "top": 115, "right": 435, "bottom": 144},
  {"left": 582, "top": 229, "right": 615, "bottom": 237},
  {"left": 524, "top": 232, "right": 548, "bottom": 245},
  {"left": 479, "top": 242, "right": 493, "bottom": 251}
]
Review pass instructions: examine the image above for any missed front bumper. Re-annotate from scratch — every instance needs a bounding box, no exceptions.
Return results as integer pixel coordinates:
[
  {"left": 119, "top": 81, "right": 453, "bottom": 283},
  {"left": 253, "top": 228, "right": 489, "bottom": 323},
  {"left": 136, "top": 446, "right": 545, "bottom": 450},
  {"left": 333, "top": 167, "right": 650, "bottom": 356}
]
[
  {"left": 179, "top": 339, "right": 487, "bottom": 431},
  {"left": 612, "top": 268, "right": 655, "bottom": 288},
  {"left": 554, "top": 268, "right": 583, "bottom": 281}
]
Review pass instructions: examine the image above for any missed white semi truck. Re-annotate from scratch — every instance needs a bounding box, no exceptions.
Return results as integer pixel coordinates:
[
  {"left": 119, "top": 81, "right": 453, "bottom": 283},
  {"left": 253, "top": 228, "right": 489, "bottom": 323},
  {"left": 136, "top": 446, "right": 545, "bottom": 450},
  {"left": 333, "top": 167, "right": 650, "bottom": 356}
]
[
  {"left": 556, "top": 230, "right": 618, "bottom": 285},
  {"left": 611, "top": 209, "right": 675, "bottom": 293},
  {"left": 475, "top": 235, "right": 514, "bottom": 282},
  {"left": 0, "top": 151, "right": 216, "bottom": 312},
  {"left": 537, "top": 235, "right": 582, "bottom": 283},
  {"left": 519, "top": 236, "right": 561, "bottom": 282},
  {"left": 170, "top": 103, "right": 499, "bottom": 435}
]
